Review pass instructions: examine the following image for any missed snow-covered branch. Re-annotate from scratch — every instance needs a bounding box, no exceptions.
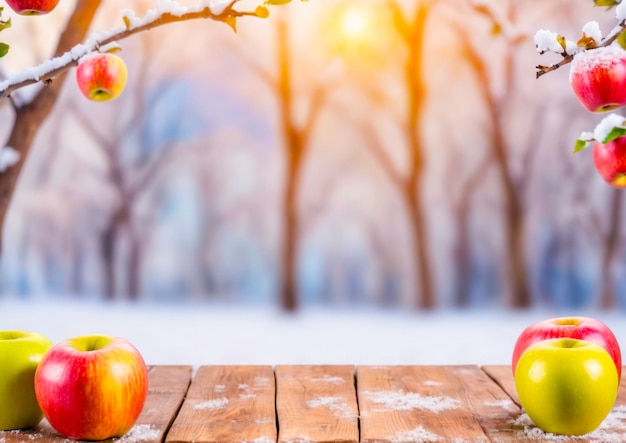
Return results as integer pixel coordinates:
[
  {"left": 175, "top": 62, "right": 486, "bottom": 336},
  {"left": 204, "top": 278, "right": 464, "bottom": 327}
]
[
  {"left": 0, "top": 0, "right": 266, "bottom": 98},
  {"left": 535, "top": 3, "right": 626, "bottom": 78}
]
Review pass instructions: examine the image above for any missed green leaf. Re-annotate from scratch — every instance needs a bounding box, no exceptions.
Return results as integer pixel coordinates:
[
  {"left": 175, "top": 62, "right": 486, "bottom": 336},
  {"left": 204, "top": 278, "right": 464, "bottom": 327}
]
[
  {"left": 265, "top": 0, "right": 292, "bottom": 5},
  {"left": 574, "top": 139, "right": 589, "bottom": 153},
  {"left": 0, "top": 17, "right": 10, "bottom": 33},
  {"left": 595, "top": 0, "right": 618, "bottom": 8},
  {"left": 0, "top": 43, "right": 8, "bottom": 58},
  {"left": 603, "top": 126, "right": 626, "bottom": 144},
  {"left": 618, "top": 29, "right": 626, "bottom": 50}
]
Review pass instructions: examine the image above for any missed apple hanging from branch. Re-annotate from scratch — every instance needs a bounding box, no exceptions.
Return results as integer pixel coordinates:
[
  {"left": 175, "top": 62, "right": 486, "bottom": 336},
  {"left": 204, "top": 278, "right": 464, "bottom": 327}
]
[
  {"left": 4, "top": 0, "right": 60, "bottom": 15},
  {"left": 569, "top": 45, "right": 626, "bottom": 112},
  {"left": 75, "top": 52, "right": 128, "bottom": 102}
]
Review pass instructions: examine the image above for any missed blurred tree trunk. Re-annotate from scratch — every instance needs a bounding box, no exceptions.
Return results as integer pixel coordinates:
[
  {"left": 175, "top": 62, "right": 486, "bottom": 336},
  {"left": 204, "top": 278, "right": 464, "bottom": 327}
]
[
  {"left": 0, "top": 1, "right": 102, "bottom": 255},
  {"left": 451, "top": 156, "right": 491, "bottom": 307},
  {"left": 401, "top": 2, "right": 434, "bottom": 309},
  {"left": 277, "top": 20, "right": 304, "bottom": 312},
  {"left": 127, "top": 225, "right": 142, "bottom": 301},
  {"left": 358, "top": 1, "right": 435, "bottom": 308},
  {"left": 456, "top": 5, "right": 531, "bottom": 308},
  {"left": 599, "top": 189, "right": 622, "bottom": 309},
  {"left": 69, "top": 237, "right": 85, "bottom": 295}
]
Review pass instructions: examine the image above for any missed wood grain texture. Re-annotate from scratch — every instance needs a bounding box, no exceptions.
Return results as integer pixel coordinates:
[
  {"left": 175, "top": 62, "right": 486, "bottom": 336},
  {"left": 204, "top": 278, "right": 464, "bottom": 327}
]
[
  {"left": 275, "top": 365, "right": 358, "bottom": 443},
  {"left": 482, "top": 365, "right": 519, "bottom": 406},
  {"left": 0, "top": 365, "right": 192, "bottom": 443},
  {"left": 165, "top": 365, "right": 276, "bottom": 443},
  {"left": 452, "top": 366, "right": 526, "bottom": 442},
  {"left": 357, "top": 365, "right": 490, "bottom": 442}
]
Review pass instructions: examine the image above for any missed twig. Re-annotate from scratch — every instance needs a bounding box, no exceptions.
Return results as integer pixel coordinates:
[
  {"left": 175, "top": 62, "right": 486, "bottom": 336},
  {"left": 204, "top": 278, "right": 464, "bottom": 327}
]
[{"left": 536, "top": 19, "right": 626, "bottom": 78}]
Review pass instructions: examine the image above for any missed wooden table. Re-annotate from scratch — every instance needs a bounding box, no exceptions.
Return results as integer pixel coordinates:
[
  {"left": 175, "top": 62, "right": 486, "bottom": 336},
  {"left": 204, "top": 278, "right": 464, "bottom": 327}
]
[{"left": 2, "top": 365, "right": 625, "bottom": 442}]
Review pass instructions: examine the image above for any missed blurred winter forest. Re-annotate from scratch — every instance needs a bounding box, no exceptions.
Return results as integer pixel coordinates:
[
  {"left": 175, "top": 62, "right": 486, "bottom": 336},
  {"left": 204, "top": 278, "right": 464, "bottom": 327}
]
[{"left": 0, "top": 0, "right": 620, "bottom": 311}]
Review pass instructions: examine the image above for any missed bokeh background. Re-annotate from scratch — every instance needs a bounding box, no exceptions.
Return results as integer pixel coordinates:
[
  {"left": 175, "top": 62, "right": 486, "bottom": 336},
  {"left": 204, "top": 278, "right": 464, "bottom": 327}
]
[{"left": 0, "top": 0, "right": 621, "bottom": 317}]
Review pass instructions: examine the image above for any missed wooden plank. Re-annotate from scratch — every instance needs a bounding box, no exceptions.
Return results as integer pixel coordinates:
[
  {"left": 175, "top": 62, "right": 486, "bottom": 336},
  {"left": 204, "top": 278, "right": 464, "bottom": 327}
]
[
  {"left": 0, "top": 365, "right": 192, "bottom": 443},
  {"left": 357, "top": 365, "right": 490, "bottom": 442},
  {"left": 165, "top": 365, "right": 276, "bottom": 443},
  {"left": 275, "top": 365, "right": 358, "bottom": 443},
  {"left": 483, "top": 365, "right": 519, "bottom": 405},
  {"left": 484, "top": 364, "right": 626, "bottom": 442},
  {"left": 449, "top": 366, "right": 527, "bottom": 442}
]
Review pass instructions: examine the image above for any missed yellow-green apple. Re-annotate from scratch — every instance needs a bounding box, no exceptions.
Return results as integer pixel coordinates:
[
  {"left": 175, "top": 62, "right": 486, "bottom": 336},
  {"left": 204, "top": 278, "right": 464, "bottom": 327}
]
[
  {"left": 75, "top": 53, "right": 128, "bottom": 102},
  {"left": 515, "top": 338, "right": 618, "bottom": 435},
  {"left": 4, "top": 0, "right": 60, "bottom": 15},
  {"left": 34, "top": 335, "right": 148, "bottom": 440},
  {"left": 593, "top": 135, "right": 626, "bottom": 187},
  {"left": 570, "top": 46, "right": 626, "bottom": 112},
  {"left": 0, "top": 330, "right": 53, "bottom": 431},
  {"left": 512, "top": 316, "right": 621, "bottom": 382}
]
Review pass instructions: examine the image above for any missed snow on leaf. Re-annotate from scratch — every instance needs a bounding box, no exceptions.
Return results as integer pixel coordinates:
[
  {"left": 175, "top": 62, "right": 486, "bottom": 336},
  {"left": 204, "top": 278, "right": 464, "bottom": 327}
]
[
  {"left": 581, "top": 21, "right": 602, "bottom": 44},
  {"left": 594, "top": 113, "right": 626, "bottom": 142},
  {"left": 617, "top": 1, "right": 626, "bottom": 19},
  {"left": 534, "top": 29, "right": 566, "bottom": 54},
  {"left": 603, "top": 126, "right": 626, "bottom": 144}
]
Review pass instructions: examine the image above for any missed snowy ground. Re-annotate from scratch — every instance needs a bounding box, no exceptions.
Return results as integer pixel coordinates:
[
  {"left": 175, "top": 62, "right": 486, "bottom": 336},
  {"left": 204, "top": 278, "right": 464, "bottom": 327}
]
[{"left": 2, "top": 299, "right": 626, "bottom": 367}]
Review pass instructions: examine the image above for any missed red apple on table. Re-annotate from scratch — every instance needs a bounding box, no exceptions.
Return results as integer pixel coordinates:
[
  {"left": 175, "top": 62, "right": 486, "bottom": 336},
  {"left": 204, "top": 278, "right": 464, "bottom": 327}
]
[
  {"left": 4, "top": 0, "right": 60, "bottom": 15},
  {"left": 593, "top": 135, "right": 626, "bottom": 187},
  {"left": 0, "top": 330, "right": 53, "bottom": 431},
  {"left": 76, "top": 53, "right": 128, "bottom": 102},
  {"left": 34, "top": 335, "right": 148, "bottom": 440},
  {"left": 570, "top": 46, "right": 626, "bottom": 112},
  {"left": 512, "top": 316, "right": 621, "bottom": 382}
]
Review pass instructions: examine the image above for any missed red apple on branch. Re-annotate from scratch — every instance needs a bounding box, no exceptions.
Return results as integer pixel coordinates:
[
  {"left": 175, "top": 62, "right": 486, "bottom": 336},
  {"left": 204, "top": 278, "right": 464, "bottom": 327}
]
[
  {"left": 34, "top": 335, "right": 148, "bottom": 440},
  {"left": 4, "top": 0, "right": 60, "bottom": 15},
  {"left": 570, "top": 46, "right": 626, "bottom": 113},
  {"left": 76, "top": 52, "right": 128, "bottom": 102},
  {"left": 593, "top": 135, "right": 626, "bottom": 187},
  {"left": 512, "top": 316, "right": 621, "bottom": 382}
]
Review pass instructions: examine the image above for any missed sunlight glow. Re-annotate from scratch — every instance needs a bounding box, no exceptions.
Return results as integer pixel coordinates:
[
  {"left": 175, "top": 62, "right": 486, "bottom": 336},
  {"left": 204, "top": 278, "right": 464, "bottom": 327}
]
[{"left": 341, "top": 9, "right": 368, "bottom": 39}]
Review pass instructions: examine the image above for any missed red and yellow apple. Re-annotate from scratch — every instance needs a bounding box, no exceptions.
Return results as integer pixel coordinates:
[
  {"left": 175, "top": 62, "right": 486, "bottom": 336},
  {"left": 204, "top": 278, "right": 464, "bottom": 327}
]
[
  {"left": 512, "top": 316, "right": 621, "bottom": 382},
  {"left": 34, "top": 335, "right": 148, "bottom": 440},
  {"left": 515, "top": 338, "right": 618, "bottom": 435},
  {"left": 4, "top": 0, "right": 60, "bottom": 15},
  {"left": 75, "top": 53, "right": 128, "bottom": 102},
  {"left": 593, "top": 135, "right": 626, "bottom": 187},
  {"left": 570, "top": 46, "right": 626, "bottom": 112},
  {"left": 0, "top": 330, "right": 53, "bottom": 430}
]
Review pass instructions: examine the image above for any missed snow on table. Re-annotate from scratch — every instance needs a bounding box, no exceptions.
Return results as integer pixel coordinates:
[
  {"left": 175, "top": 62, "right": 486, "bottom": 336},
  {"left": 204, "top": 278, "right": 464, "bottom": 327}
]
[{"left": 2, "top": 365, "right": 626, "bottom": 442}]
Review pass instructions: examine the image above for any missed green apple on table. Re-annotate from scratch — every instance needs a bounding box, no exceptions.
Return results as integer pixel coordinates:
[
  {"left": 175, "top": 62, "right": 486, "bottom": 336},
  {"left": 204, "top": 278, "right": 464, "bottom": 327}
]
[
  {"left": 0, "top": 330, "right": 53, "bottom": 431},
  {"left": 515, "top": 337, "right": 618, "bottom": 436}
]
